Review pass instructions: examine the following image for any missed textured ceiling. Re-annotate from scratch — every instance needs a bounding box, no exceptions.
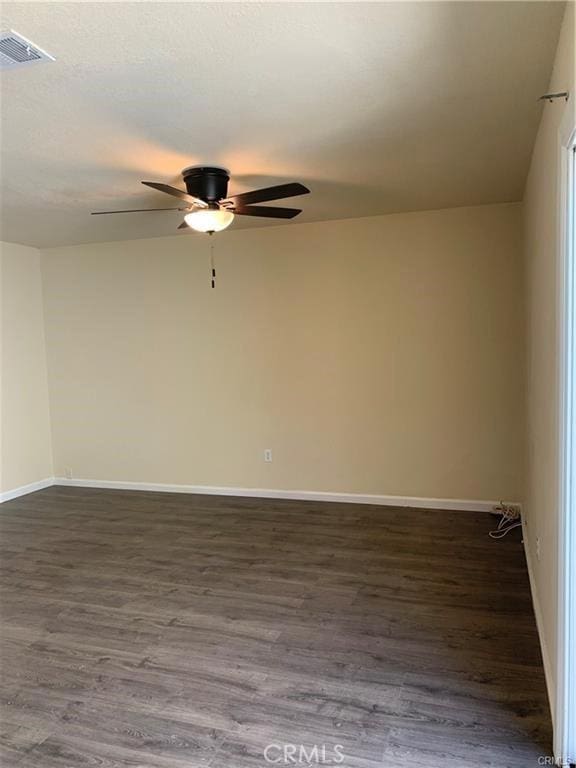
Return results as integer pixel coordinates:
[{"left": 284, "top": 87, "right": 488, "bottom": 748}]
[{"left": 0, "top": 1, "right": 565, "bottom": 248}]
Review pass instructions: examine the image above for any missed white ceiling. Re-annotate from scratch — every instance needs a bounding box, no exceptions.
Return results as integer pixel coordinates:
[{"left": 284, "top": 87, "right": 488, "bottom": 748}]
[{"left": 0, "top": 1, "right": 565, "bottom": 248}]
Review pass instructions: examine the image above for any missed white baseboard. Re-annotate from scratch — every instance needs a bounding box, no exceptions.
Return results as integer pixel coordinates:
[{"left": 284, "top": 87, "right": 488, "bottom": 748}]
[
  {"left": 50, "top": 476, "right": 510, "bottom": 512},
  {"left": 521, "top": 516, "right": 556, "bottom": 726},
  {"left": 0, "top": 477, "right": 54, "bottom": 504},
  {"left": 1, "top": 474, "right": 517, "bottom": 513}
]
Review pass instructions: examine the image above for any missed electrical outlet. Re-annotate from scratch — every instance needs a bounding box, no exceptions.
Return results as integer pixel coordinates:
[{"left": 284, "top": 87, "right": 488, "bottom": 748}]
[
  {"left": 536, "top": 536, "right": 541, "bottom": 562},
  {"left": 64, "top": 467, "right": 73, "bottom": 479},
  {"left": 264, "top": 449, "right": 272, "bottom": 463}
]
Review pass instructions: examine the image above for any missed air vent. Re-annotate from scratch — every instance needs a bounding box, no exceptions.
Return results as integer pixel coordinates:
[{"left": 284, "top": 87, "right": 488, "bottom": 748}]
[{"left": 0, "top": 30, "right": 54, "bottom": 70}]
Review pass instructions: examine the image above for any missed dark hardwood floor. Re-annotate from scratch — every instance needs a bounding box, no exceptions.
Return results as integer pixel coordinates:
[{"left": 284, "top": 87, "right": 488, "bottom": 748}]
[{"left": 0, "top": 486, "right": 552, "bottom": 767}]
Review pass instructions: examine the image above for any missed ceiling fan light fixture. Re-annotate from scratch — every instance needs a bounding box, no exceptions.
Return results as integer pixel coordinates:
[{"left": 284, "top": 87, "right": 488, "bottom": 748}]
[{"left": 184, "top": 208, "right": 234, "bottom": 233}]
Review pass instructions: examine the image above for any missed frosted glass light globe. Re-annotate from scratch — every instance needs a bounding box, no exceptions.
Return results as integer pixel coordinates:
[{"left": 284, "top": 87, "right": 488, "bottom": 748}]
[{"left": 184, "top": 208, "right": 234, "bottom": 233}]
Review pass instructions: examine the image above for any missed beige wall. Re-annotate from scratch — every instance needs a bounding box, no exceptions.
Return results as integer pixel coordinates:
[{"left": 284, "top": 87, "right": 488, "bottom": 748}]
[
  {"left": 523, "top": 2, "right": 575, "bottom": 722},
  {"left": 0, "top": 241, "right": 53, "bottom": 493},
  {"left": 41, "top": 202, "right": 523, "bottom": 501}
]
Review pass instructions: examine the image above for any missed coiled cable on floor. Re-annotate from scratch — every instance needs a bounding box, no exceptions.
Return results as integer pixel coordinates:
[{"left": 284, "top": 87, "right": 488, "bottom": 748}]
[{"left": 489, "top": 502, "right": 522, "bottom": 539}]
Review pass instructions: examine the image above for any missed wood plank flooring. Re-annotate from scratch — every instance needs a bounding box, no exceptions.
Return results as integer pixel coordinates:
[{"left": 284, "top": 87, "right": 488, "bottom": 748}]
[{"left": 0, "top": 486, "right": 552, "bottom": 767}]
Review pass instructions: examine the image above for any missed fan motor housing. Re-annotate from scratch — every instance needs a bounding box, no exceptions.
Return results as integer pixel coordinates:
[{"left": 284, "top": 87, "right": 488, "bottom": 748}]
[{"left": 182, "top": 166, "right": 229, "bottom": 204}]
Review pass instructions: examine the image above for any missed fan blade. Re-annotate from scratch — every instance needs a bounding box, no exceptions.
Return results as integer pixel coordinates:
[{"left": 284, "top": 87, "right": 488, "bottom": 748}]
[
  {"left": 91, "top": 207, "right": 183, "bottom": 215},
  {"left": 141, "top": 181, "right": 207, "bottom": 208},
  {"left": 233, "top": 205, "right": 302, "bottom": 219},
  {"left": 178, "top": 221, "right": 189, "bottom": 230},
  {"left": 223, "top": 182, "right": 309, "bottom": 207}
]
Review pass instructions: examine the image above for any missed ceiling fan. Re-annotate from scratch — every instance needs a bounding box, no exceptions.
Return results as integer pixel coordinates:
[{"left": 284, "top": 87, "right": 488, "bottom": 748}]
[{"left": 92, "top": 166, "right": 310, "bottom": 234}]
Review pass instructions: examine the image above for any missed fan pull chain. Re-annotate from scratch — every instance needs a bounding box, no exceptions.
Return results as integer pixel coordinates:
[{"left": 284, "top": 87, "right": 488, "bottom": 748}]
[{"left": 209, "top": 233, "right": 216, "bottom": 289}]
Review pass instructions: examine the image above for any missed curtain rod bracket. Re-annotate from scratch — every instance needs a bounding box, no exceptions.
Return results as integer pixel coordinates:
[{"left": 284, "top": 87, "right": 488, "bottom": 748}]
[{"left": 538, "top": 91, "right": 569, "bottom": 103}]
